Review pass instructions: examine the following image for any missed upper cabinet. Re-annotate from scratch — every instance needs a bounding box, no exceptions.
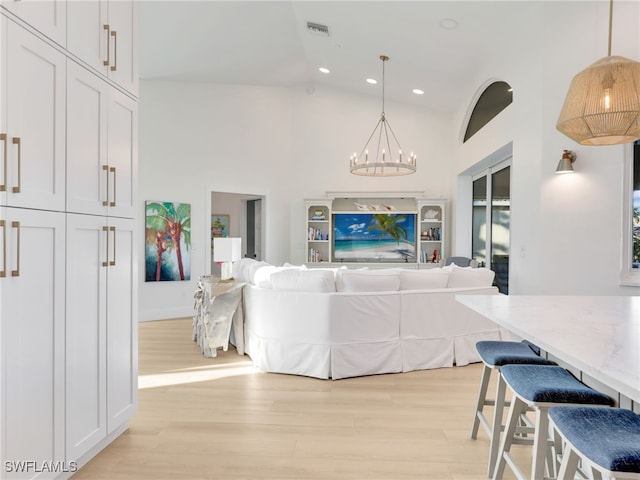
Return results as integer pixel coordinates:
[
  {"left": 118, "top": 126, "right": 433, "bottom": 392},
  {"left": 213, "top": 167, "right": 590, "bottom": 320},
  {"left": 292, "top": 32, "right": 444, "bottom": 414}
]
[
  {"left": 0, "top": 17, "right": 66, "bottom": 211},
  {"left": 67, "top": 0, "right": 138, "bottom": 95},
  {"left": 0, "top": 0, "right": 67, "bottom": 46},
  {"left": 67, "top": 61, "right": 137, "bottom": 218}
]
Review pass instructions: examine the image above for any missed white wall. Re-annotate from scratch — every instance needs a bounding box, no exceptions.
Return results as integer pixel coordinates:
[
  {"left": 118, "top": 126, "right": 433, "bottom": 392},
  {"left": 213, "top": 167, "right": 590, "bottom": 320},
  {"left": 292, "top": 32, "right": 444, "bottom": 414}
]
[
  {"left": 140, "top": 1, "right": 640, "bottom": 321},
  {"left": 139, "top": 81, "right": 451, "bottom": 320},
  {"left": 451, "top": 0, "right": 640, "bottom": 296}
]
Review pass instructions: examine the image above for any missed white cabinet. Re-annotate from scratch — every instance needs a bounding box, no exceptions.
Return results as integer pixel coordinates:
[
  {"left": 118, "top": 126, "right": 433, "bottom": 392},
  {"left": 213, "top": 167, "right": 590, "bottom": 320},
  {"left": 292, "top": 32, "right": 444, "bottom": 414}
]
[
  {"left": 67, "top": 61, "right": 137, "bottom": 218},
  {"left": 417, "top": 199, "right": 446, "bottom": 265},
  {"left": 304, "top": 199, "right": 332, "bottom": 264},
  {"left": 1, "top": 7, "right": 138, "bottom": 476},
  {"left": 66, "top": 215, "right": 137, "bottom": 461},
  {"left": 0, "top": 0, "right": 67, "bottom": 46},
  {"left": 105, "top": 216, "right": 137, "bottom": 431},
  {"left": 0, "top": 17, "right": 66, "bottom": 211},
  {"left": 0, "top": 207, "right": 66, "bottom": 478},
  {"left": 67, "top": 0, "right": 138, "bottom": 95}
]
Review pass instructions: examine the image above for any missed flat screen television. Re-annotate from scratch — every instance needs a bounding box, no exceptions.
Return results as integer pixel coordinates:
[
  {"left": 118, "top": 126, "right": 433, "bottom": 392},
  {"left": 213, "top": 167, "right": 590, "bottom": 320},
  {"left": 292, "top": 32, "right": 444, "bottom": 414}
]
[{"left": 332, "top": 212, "right": 417, "bottom": 263}]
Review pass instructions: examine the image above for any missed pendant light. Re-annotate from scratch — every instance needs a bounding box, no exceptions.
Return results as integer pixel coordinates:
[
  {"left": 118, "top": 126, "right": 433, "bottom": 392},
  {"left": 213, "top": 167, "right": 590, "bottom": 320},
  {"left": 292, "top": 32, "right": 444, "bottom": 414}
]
[
  {"left": 556, "top": 0, "right": 640, "bottom": 145},
  {"left": 350, "top": 55, "right": 416, "bottom": 176}
]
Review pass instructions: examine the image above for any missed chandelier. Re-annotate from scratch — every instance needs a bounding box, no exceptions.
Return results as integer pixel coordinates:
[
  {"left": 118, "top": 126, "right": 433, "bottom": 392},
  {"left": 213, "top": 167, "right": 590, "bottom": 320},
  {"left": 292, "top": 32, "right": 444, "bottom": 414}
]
[
  {"left": 350, "top": 55, "right": 417, "bottom": 176},
  {"left": 556, "top": 0, "right": 640, "bottom": 145}
]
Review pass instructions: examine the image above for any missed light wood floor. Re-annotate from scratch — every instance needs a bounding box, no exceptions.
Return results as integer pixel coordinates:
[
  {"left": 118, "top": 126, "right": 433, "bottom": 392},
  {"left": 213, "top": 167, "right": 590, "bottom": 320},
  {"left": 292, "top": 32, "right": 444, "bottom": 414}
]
[{"left": 72, "top": 318, "right": 530, "bottom": 480}]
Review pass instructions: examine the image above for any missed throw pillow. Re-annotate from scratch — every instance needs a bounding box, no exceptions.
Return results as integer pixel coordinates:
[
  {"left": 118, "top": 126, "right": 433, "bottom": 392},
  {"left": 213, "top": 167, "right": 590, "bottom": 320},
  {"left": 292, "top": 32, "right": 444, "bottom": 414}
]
[
  {"left": 337, "top": 271, "right": 400, "bottom": 292},
  {"left": 447, "top": 267, "right": 495, "bottom": 288}
]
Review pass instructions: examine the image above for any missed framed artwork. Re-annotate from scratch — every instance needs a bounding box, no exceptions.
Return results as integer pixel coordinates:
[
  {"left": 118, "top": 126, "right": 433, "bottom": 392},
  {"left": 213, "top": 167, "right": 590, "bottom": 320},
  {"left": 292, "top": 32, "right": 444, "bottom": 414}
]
[
  {"left": 145, "top": 201, "right": 192, "bottom": 282},
  {"left": 211, "top": 214, "right": 230, "bottom": 253}
]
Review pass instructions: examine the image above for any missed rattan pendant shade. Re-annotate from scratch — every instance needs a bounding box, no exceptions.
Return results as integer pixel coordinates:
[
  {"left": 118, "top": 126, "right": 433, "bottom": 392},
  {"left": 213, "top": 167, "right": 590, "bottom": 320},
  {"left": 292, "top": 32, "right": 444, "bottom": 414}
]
[
  {"left": 556, "top": 0, "right": 640, "bottom": 146},
  {"left": 556, "top": 55, "right": 640, "bottom": 145}
]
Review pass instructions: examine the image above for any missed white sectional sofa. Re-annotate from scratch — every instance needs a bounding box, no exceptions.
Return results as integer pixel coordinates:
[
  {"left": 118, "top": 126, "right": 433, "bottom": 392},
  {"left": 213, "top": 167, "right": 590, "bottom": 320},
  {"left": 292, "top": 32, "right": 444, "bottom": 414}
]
[{"left": 235, "top": 259, "right": 509, "bottom": 380}]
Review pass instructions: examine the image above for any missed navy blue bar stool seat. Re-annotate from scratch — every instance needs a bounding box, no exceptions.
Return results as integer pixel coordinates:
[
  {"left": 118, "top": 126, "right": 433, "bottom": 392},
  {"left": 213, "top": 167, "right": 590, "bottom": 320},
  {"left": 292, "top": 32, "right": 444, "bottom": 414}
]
[
  {"left": 549, "top": 406, "right": 640, "bottom": 479},
  {"left": 472, "top": 341, "right": 555, "bottom": 477},
  {"left": 493, "top": 365, "right": 615, "bottom": 480}
]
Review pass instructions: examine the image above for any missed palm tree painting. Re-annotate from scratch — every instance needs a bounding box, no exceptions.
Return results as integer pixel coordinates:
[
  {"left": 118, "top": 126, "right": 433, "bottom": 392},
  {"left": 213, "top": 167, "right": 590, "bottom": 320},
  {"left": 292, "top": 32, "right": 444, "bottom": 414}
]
[
  {"left": 145, "top": 201, "right": 191, "bottom": 281},
  {"left": 368, "top": 213, "right": 409, "bottom": 245}
]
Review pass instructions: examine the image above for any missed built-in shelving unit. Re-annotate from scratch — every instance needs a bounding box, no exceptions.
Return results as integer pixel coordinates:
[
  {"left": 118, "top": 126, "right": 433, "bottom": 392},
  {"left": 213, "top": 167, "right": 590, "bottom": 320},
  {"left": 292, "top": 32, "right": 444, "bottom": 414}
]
[{"left": 304, "top": 194, "right": 447, "bottom": 267}]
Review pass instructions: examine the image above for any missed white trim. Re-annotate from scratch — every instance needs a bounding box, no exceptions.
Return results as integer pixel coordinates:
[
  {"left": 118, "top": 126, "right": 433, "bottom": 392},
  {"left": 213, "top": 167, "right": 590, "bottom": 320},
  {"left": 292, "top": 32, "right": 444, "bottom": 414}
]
[{"left": 620, "top": 142, "right": 640, "bottom": 287}]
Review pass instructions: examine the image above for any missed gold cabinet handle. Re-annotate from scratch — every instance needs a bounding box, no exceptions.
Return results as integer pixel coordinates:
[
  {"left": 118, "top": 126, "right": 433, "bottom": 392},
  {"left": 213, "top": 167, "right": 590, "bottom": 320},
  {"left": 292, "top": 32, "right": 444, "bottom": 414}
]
[
  {"left": 110, "top": 166, "right": 116, "bottom": 207},
  {"left": 0, "top": 133, "right": 6, "bottom": 192},
  {"left": 11, "top": 221, "right": 19, "bottom": 277},
  {"left": 102, "top": 225, "right": 109, "bottom": 267},
  {"left": 110, "top": 30, "right": 117, "bottom": 72},
  {"left": 0, "top": 220, "right": 6, "bottom": 278},
  {"left": 102, "top": 165, "right": 109, "bottom": 206},
  {"left": 12, "top": 137, "right": 21, "bottom": 194},
  {"left": 103, "top": 24, "right": 110, "bottom": 66},
  {"left": 109, "top": 226, "right": 116, "bottom": 266}
]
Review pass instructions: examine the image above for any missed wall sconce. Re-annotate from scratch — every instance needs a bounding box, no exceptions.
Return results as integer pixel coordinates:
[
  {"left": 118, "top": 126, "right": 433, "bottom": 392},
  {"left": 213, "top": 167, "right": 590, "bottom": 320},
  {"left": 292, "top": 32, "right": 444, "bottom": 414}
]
[
  {"left": 556, "top": 150, "right": 577, "bottom": 174},
  {"left": 213, "top": 237, "right": 242, "bottom": 281}
]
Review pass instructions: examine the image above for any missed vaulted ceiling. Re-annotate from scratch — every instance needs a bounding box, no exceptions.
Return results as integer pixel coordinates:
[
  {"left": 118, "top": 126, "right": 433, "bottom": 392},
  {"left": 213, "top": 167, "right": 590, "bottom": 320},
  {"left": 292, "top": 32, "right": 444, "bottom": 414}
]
[{"left": 138, "top": 1, "right": 544, "bottom": 114}]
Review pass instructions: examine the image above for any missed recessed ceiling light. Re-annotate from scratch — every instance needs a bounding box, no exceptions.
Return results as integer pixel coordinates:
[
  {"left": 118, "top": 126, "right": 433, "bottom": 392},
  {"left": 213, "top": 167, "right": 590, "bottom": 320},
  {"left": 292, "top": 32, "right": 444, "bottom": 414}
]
[
  {"left": 318, "top": 67, "right": 330, "bottom": 74},
  {"left": 440, "top": 18, "right": 458, "bottom": 29},
  {"left": 366, "top": 78, "right": 378, "bottom": 85},
  {"left": 413, "top": 89, "right": 424, "bottom": 95}
]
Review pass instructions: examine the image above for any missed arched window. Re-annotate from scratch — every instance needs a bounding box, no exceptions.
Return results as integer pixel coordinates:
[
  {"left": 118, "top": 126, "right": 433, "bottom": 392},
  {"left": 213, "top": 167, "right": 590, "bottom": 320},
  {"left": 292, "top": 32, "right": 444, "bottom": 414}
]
[{"left": 463, "top": 81, "right": 513, "bottom": 142}]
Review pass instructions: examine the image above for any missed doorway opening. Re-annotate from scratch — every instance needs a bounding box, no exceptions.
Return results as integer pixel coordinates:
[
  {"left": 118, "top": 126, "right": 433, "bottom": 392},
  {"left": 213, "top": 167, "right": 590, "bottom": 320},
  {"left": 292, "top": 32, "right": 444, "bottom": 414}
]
[{"left": 209, "top": 191, "right": 265, "bottom": 276}]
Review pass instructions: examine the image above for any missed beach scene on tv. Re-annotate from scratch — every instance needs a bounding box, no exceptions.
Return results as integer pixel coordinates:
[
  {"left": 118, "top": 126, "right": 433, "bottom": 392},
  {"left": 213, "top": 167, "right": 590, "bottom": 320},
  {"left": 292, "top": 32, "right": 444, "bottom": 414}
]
[{"left": 333, "top": 213, "right": 416, "bottom": 262}]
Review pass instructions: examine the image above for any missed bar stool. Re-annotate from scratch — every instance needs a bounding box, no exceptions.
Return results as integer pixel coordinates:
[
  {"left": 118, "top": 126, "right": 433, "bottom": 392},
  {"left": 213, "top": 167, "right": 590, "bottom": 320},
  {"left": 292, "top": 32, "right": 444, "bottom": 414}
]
[
  {"left": 493, "top": 364, "right": 615, "bottom": 480},
  {"left": 472, "top": 341, "right": 556, "bottom": 477},
  {"left": 548, "top": 406, "right": 640, "bottom": 480}
]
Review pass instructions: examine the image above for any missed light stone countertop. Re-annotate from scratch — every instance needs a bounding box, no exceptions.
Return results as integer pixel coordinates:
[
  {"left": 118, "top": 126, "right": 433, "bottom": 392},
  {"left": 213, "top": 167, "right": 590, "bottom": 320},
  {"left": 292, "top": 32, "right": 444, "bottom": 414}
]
[{"left": 456, "top": 295, "right": 640, "bottom": 405}]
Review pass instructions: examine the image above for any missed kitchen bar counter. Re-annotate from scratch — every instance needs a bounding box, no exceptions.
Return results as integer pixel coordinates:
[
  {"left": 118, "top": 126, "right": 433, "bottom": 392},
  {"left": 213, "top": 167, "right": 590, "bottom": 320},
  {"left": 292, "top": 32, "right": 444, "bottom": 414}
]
[{"left": 456, "top": 295, "right": 640, "bottom": 409}]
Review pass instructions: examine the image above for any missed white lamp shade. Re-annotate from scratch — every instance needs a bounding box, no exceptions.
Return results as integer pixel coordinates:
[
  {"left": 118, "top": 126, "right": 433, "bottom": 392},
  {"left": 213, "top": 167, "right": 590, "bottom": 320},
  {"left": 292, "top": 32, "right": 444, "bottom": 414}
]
[{"left": 213, "top": 237, "right": 242, "bottom": 262}]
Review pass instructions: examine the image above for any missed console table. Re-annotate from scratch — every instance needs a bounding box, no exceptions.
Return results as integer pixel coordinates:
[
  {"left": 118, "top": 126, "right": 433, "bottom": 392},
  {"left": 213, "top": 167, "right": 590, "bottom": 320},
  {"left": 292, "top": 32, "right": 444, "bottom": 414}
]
[
  {"left": 193, "top": 276, "right": 245, "bottom": 357},
  {"left": 456, "top": 295, "right": 640, "bottom": 410}
]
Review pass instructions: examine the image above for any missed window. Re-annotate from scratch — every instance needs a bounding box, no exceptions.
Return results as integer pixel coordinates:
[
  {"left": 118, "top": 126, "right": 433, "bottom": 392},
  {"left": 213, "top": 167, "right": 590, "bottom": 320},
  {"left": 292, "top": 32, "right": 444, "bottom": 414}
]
[
  {"left": 621, "top": 139, "right": 640, "bottom": 285},
  {"left": 463, "top": 81, "right": 513, "bottom": 142}
]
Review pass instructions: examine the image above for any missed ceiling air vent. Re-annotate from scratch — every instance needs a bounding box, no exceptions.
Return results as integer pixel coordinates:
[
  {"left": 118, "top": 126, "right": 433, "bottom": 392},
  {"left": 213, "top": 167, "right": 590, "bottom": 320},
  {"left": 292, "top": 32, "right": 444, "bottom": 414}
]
[{"left": 306, "top": 21, "right": 330, "bottom": 37}]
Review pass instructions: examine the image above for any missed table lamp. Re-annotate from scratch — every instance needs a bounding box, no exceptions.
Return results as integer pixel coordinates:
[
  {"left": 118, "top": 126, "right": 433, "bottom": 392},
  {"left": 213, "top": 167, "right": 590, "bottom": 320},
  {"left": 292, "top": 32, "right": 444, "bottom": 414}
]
[{"left": 213, "top": 237, "right": 242, "bottom": 281}]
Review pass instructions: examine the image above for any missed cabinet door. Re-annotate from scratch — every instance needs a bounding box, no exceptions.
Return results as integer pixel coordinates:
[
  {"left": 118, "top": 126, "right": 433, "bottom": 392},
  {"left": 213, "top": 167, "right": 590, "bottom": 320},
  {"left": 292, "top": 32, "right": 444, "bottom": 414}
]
[
  {"left": 0, "top": 207, "right": 65, "bottom": 477},
  {"left": 1, "top": 0, "right": 67, "bottom": 46},
  {"left": 107, "top": 89, "right": 137, "bottom": 219},
  {"left": 67, "top": 62, "right": 136, "bottom": 219},
  {"left": 106, "top": 217, "right": 137, "bottom": 432},
  {"left": 2, "top": 19, "right": 65, "bottom": 211},
  {"left": 65, "top": 214, "right": 108, "bottom": 462},
  {"left": 66, "top": 0, "right": 109, "bottom": 74},
  {"left": 66, "top": 0, "right": 137, "bottom": 96},
  {"left": 66, "top": 61, "right": 109, "bottom": 216},
  {"left": 107, "top": 0, "right": 137, "bottom": 95}
]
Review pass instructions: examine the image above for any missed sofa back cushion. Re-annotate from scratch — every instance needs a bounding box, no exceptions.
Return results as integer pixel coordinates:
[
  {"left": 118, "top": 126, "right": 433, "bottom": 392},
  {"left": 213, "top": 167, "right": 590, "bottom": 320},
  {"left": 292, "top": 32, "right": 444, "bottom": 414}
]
[
  {"left": 447, "top": 266, "right": 495, "bottom": 288},
  {"left": 337, "top": 270, "right": 400, "bottom": 292},
  {"left": 270, "top": 268, "right": 336, "bottom": 292},
  {"left": 399, "top": 269, "right": 450, "bottom": 290}
]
